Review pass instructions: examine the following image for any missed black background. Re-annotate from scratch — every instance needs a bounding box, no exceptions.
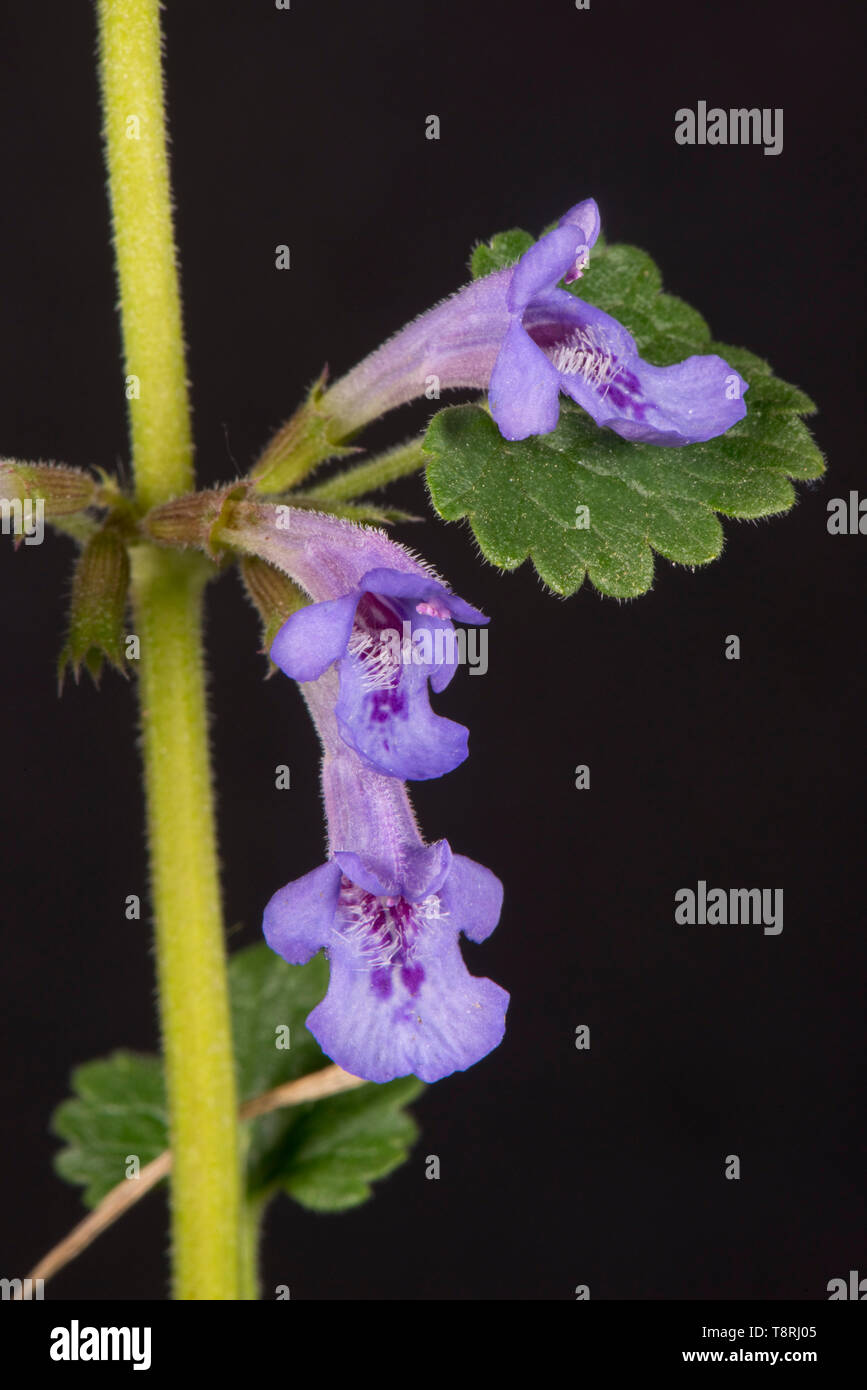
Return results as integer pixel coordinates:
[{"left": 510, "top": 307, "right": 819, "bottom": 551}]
[{"left": 0, "top": 0, "right": 864, "bottom": 1301}]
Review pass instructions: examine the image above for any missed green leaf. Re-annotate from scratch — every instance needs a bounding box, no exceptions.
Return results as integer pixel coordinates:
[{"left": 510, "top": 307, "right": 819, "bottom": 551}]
[
  {"left": 253, "top": 1075, "right": 422, "bottom": 1212},
  {"left": 51, "top": 947, "right": 423, "bottom": 1214},
  {"left": 230, "top": 944, "right": 423, "bottom": 1210},
  {"left": 470, "top": 228, "right": 535, "bottom": 279},
  {"left": 566, "top": 242, "right": 710, "bottom": 367},
  {"left": 52, "top": 1052, "right": 168, "bottom": 1207},
  {"left": 426, "top": 228, "right": 823, "bottom": 598}
]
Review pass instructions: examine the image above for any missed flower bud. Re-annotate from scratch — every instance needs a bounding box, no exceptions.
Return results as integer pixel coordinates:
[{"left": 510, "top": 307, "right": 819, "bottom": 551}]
[
  {"left": 144, "top": 481, "right": 249, "bottom": 557},
  {"left": 239, "top": 555, "right": 307, "bottom": 670},
  {"left": 59, "top": 526, "right": 131, "bottom": 689},
  {"left": 0, "top": 459, "right": 98, "bottom": 520}
]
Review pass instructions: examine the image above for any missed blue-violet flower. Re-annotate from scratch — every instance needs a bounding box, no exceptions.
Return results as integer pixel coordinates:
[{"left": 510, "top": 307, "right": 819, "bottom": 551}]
[
  {"left": 263, "top": 671, "right": 508, "bottom": 1083},
  {"left": 221, "top": 503, "right": 488, "bottom": 782},
  {"left": 271, "top": 566, "right": 486, "bottom": 781},
  {"left": 317, "top": 197, "right": 747, "bottom": 447}
]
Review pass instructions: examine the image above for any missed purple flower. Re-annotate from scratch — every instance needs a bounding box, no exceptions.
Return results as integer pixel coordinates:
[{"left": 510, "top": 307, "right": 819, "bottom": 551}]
[
  {"left": 263, "top": 726, "right": 508, "bottom": 1084},
  {"left": 217, "top": 505, "right": 489, "bottom": 779},
  {"left": 270, "top": 565, "right": 487, "bottom": 781},
  {"left": 316, "top": 196, "right": 747, "bottom": 449},
  {"left": 487, "top": 198, "right": 748, "bottom": 445}
]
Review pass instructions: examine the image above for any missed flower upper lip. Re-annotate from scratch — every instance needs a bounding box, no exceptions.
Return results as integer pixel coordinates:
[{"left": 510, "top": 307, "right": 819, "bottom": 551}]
[
  {"left": 506, "top": 199, "right": 602, "bottom": 314},
  {"left": 333, "top": 839, "right": 453, "bottom": 903}
]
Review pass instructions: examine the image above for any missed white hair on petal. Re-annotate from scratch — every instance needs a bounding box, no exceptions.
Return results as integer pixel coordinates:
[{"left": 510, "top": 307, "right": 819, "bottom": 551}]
[
  {"left": 347, "top": 630, "right": 400, "bottom": 691},
  {"left": 335, "top": 883, "right": 446, "bottom": 972},
  {"left": 550, "top": 324, "right": 622, "bottom": 396}
]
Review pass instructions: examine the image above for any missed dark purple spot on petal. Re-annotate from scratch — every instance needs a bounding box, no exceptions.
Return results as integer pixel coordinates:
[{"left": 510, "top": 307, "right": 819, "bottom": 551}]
[
  {"left": 371, "top": 967, "right": 393, "bottom": 999},
  {"left": 401, "top": 962, "right": 425, "bottom": 997},
  {"left": 337, "top": 878, "right": 436, "bottom": 1001},
  {"left": 368, "top": 685, "right": 407, "bottom": 724}
]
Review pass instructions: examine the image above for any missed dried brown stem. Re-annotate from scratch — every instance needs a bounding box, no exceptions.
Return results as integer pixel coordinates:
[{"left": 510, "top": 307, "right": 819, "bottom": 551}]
[{"left": 20, "top": 1064, "right": 364, "bottom": 1295}]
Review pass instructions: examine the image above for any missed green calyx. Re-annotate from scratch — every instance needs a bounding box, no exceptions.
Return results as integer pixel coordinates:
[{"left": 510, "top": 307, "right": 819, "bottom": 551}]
[
  {"left": 58, "top": 524, "right": 132, "bottom": 689},
  {"left": 250, "top": 372, "right": 359, "bottom": 496}
]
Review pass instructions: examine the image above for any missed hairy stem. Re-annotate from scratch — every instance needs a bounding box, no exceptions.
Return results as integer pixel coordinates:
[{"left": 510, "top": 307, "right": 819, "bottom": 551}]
[
  {"left": 238, "top": 1191, "right": 266, "bottom": 1302},
  {"left": 97, "top": 0, "right": 241, "bottom": 1298},
  {"left": 299, "top": 438, "right": 426, "bottom": 503},
  {"left": 98, "top": 0, "right": 194, "bottom": 512},
  {"left": 130, "top": 548, "right": 241, "bottom": 1299}
]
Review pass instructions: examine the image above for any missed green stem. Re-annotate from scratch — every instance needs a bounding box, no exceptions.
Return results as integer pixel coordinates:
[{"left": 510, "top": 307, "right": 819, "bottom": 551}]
[
  {"left": 130, "top": 549, "right": 241, "bottom": 1299},
  {"left": 238, "top": 1188, "right": 267, "bottom": 1302},
  {"left": 299, "top": 438, "right": 426, "bottom": 503},
  {"left": 97, "top": 0, "right": 241, "bottom": 1299},
  {"left": 98, "top": 0, "right": 194, "bottom": 512}
]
